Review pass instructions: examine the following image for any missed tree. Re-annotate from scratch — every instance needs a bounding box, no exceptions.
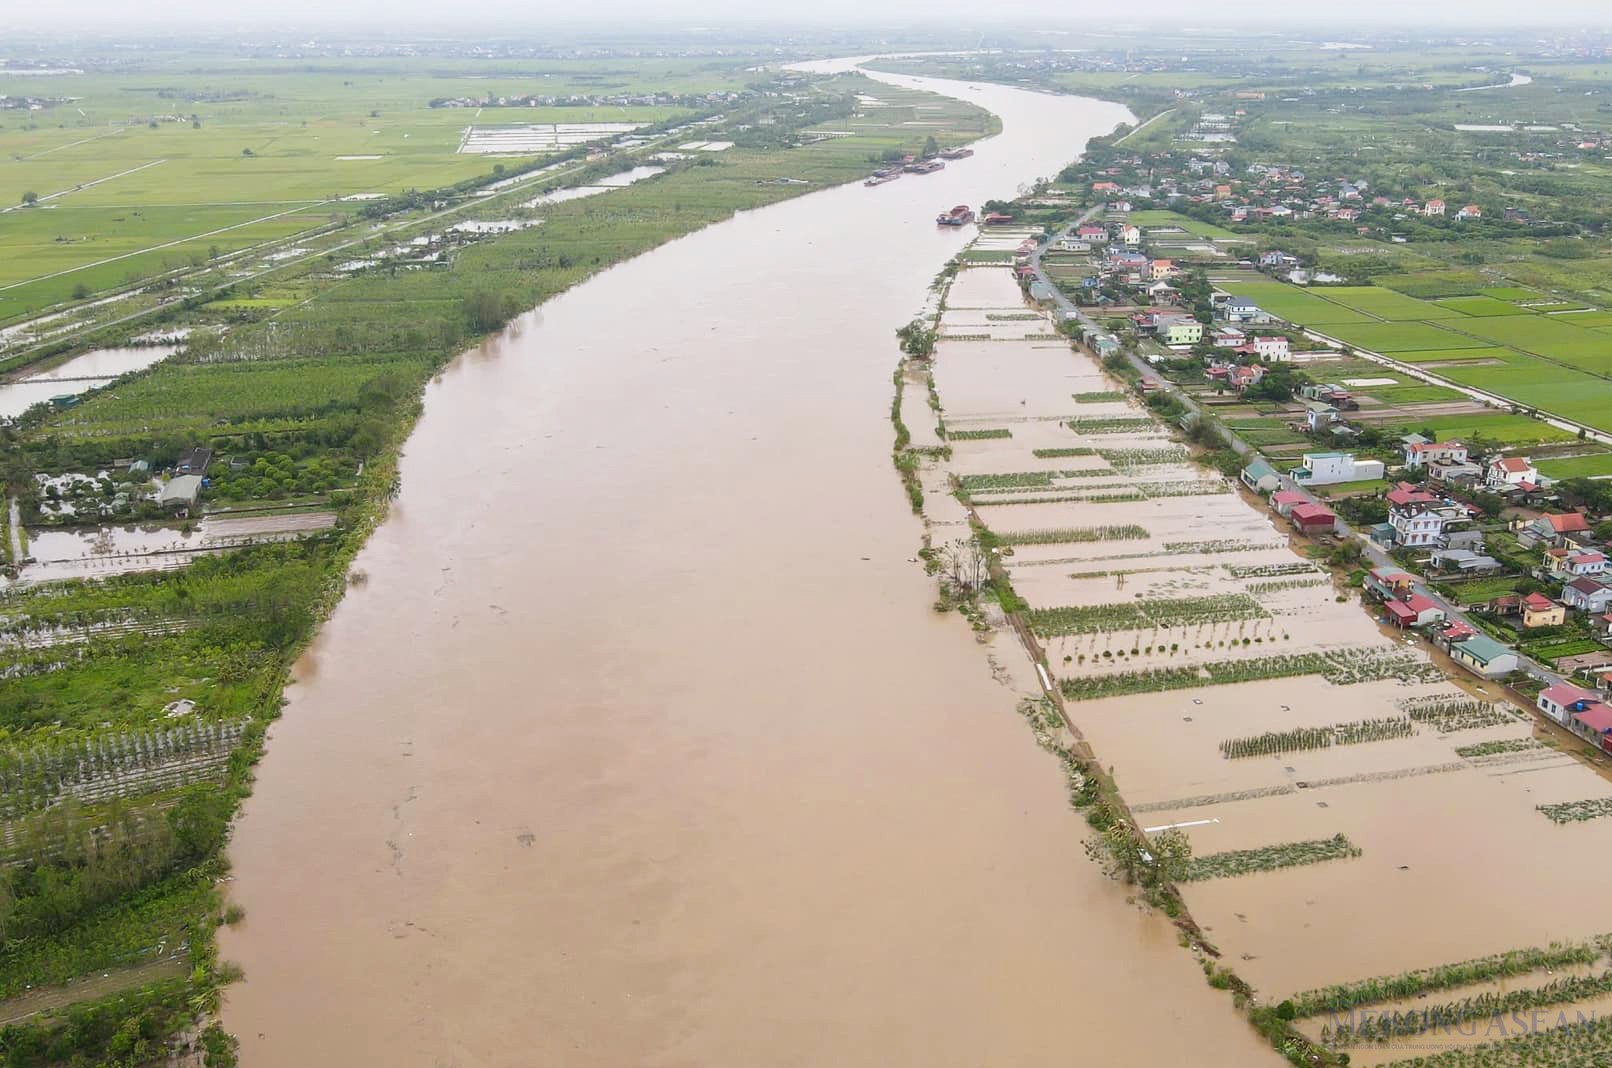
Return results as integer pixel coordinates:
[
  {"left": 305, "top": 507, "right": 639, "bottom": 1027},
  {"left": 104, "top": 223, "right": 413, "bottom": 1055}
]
[
  {"left": 1150, "top": 828, "right": 1194, "bottom": 884},
  {"left": 923, "top": 135, "right": 939, "bottom": 158},
  {"left": 20, "top": 190, "right": 37, "bottom": 206}
]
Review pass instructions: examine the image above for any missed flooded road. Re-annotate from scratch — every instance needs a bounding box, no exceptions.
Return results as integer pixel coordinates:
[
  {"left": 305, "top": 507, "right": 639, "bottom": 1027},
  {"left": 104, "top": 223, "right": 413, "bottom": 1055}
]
[{"left": 220, "top": 67, "right": 1279, "bottom": 1066}]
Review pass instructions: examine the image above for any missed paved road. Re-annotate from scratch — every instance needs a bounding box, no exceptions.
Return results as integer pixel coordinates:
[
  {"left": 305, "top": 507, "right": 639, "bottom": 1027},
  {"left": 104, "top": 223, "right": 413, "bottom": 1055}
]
[{"left": 1025, "top": 237, "right": 1566, "bottom": 693}]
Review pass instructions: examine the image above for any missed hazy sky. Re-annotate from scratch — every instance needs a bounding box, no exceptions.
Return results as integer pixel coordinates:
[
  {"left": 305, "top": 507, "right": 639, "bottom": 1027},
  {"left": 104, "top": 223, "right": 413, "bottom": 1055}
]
[{"left": 9, "top": 0, "right": 1612, "bottom": 32}]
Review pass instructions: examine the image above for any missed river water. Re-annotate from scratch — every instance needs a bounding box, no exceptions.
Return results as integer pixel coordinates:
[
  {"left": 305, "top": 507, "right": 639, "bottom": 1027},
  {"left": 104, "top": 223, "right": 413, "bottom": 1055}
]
[{"left": 219, "top": 66, "right": 1279, "bottom": 1067}]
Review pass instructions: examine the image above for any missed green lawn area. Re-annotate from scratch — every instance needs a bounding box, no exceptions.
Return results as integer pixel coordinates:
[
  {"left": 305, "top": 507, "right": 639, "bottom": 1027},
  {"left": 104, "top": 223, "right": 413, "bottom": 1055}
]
[
  {"left": 1320, "top": 286, "right": 1468, "bottom": 320},
  {"left": 1440, "top": 576, "right": 1524, "bottom": 605},
  {"left": 1129, "top": 209, "right": 1239, "bottom": 240},
  {"left": 1218, "top": 280, "right": 1373, "bottom": 325},
  {"left": 1324, "top": 320, "right": 1489, "bottom": 352},
  {"left": 1537, "top": 451, "right": 1612, "bottom": 480},
  {"left": 1313, "top": 478, "right": 1389, "bottom": 496},
  {"left": 1480, "top": 287, "right": 1542, "bottom": 300},
  {"left": 1435, "top": 296, "right": 1531, "bottom": 317}
]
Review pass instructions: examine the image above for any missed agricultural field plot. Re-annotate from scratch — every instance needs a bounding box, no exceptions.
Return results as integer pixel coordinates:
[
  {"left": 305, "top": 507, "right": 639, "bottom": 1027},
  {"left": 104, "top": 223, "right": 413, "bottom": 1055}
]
[
  {"left": 1433, "top": 295, "right": 1531, "bottom": 316},
  {"left": 1320, "top": 286, "right": 1468, "bottom": 321},
  {"left": 1458, "top": 314, "right": 1612, "bottom": 374},
  {"left": 1390, "top": 345, "right": 1518, "bottom": 364},
  {"left": 1217, "top": 280, "right": 1375, "bottom": 325},
  {"left": 924, "top": 243, "right": 1612, "bottom": 1066},
  {"left": 1322, "top": 320, "right": 1490, "bottom": 353},
  {"left": 1432, "top": 354, "right": 1612, "bottom": 435},
  {"left": 0, "top": 64, "right": 707, "bottom": 318},
  {"left": 1537, "top": 450, "right": 1612, "bottom": 480},
  {"left": 1374, "top": 411, "right": 1579, "bottom": 446}
]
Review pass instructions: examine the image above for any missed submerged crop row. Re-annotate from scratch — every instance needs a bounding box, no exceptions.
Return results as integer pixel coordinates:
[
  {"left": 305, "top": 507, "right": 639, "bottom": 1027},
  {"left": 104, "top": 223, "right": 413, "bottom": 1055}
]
[
  {"left": 996, "top": 524, "right": 1150, "bottom": 546},
  {"left": 1288, "top": 937, "right": 1609, "bottom": 1017},
  {"left": 1455, "top": 738, "right": 1544, "bottom": 758},
  {"left": 947, "top": 427, "right": 1013, "bottom": 440},
  {"left": 1058, "top": 646, "right": 1447, "bottom": 701},
  {"left": 1219, "top": 716, "right": 1414, "bottom": 759},
  {"left": 1324, "top": 969, "right": 1612, "bottom": 1047},
  {"left": 1179, "top": 833, "right": 1360, "bottom": 882},
  {"left": 1399, "top": 694, "right": 1516, "bottom": 733},
  {"left": 1538, "top": 797, "right": 1612, "bottom": 824},
  {"left": 1029, "top": 593, "right": 1267, "bottom": 637}
]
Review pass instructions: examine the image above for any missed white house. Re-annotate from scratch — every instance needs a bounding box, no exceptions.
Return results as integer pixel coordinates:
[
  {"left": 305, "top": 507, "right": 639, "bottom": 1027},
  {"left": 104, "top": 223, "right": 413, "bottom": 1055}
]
[
  {"left": 1290, "top": 451, "right": 1386, "bottom": 487},
  {"left": 1563, "top": 578, "right": 1612, "bottom": 613},
  {"left": 1456, "top": 204, "right": 1482, "bottom": 221},
  {"left": 1485, "top": 455, "right": 1538, "bottom": 489},
  {"left": 1211, "top": 327, "right": 1247, "bottom": 348},
  {"left": 1538, "top": 682, "right": 1608, "bottom": 727},
  {"left": 1404, "top": 440, "right": 1469, "bottom": 470},
  {"left": 1567, "top": 551, "right": 1608, "bottom": 577},
  {"left": 1390, "top": 502, "right": 1472, "bottom": 549},
  {"left": 1221, "top": 296, "right": 1267, "bottom": 324},
  {"left": 1252, "top": 335, "right": 1290, "bottom": 361},
  {"left": 1119, "top": 224, "right": 1141, "bottom": 245},
  {"left": 1424, "top": 198, "right": 1446, "bottom": 217}
]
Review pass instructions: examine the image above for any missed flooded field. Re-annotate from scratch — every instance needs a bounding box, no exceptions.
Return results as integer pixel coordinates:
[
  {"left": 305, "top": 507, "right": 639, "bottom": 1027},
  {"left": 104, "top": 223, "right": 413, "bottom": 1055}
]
[
  {"left": 927, "top": 260, "right": 1612, "bottom": 1063},
  {"left": 520, "top": 164, "right": 665, "bottom": 207},
  {"left": 0, "top": 344, "right": 178, "bottom": 418},
  {"left": 218, "top": 69, "right": 1285, "bottom": 1067},
  {"left": 17, "top": 511, "right": 336, "bottom": 583}
]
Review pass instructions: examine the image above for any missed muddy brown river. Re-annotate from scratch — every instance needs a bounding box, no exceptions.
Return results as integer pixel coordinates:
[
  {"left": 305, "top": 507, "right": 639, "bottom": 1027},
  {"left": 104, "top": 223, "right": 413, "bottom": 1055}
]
[{"left": 219, "top": 64, "right": 1280, "bottom": 1066}]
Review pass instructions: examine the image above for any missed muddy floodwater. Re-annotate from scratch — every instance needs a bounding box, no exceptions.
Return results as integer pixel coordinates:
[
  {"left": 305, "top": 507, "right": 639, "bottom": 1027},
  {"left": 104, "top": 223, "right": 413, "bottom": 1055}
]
[{"left": 219, "top": 67, "right": 1281, "bottom": 1066}]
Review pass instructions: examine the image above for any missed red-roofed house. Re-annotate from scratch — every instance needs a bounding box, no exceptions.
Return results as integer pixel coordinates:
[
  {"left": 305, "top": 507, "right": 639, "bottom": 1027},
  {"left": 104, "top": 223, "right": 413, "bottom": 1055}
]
[
  {"left": 1271, "top": 490, "right": 1308, "bottom": 518},
  {"left": 1526, "top": 511, "right": 1593, "bottom": 547},
  {"left": 1365, "top": 566, "right": 1416, "bottom": 599},
  {"left": 1456, "top": 204, "right": 1482, "bottom": 221},
  {"left": 1539, "top": 682, "right": 1602, "bottom": 725},
  {"left": 1385, "top": 593, "right": 1446, "bottom": 628},
  {"left": 1424, "top": 198, "right": 1446, "bottom": 217},
  {"left": 1521, "top": 592, "right": 1566, "bottom": 629},
  {"left": 1567, "top": 551, "right": 1607, "bottom": 578},
  {"left": 1486, "top": 455, "right": 1539, "bottom": 490},
  {"left": 1386, "top": 481, "right": 1438, "bottom": 508},
  {"left": 1573, "top": 705, "right": 1612, "bottom": 753},
  {"left": 1596, "top": 614, "right": 1612, "bottom": 641},
  {"left": 1290, "top": 502, "right": 1337, "bottom": 535}
]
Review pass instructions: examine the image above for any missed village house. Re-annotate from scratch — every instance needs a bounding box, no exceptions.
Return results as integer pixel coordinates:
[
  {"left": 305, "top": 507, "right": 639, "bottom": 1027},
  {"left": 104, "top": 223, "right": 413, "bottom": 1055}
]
[
  {"left": 1521, "top": 592, "right": 1567, "bottom": 629},
  {"left": 1289, "top": 501, "right": 1337, "bottom": 535},
  {"left": 1240, "top": 458, "right": 1282, "bottom": 494},
  {"left": 1219, "top": 296, "right": 1268, "bottom": 324},
  {"left": 1389, "top": 490, "right": 1474, "bottom": 549},
  {"left": 174, "top": 446, "right": 214, "bottom": 476},
  {"left": 159, "top": 475, "right": 202, "bottom": 513},
  {"left": 1563, "top": 577, "right": 1612, "bottom": 614},
  {"left": 1403, "top": 440, "right": 1468, "bottom": 470},
  {"left": 1538, "top": 682, "right": 1612, "bottom": 735},
  {"left": 1149, "top": 258, "right": 1175, "bottom": 281},
  {"left": 1557, "top": 550, "right": 1607, "bottom": 579},
  {"left": 1250, "top": 335, "right": 1290, "bottom": 361},
  {"left": 1384, "top": 593, "right": 1446, "bottom": 629},
  {"left": 1290, "top": 451, "right": 1385, "bottom": 487},
  {"left": 1521, "top": 511, "right": 1594, "bottom": 549},
  {"left": 1445, "top": 631, "right": 1520, "bottom": 678},
  {"left": 1456, "top": 204, "right": 1482, "bottom": 221},
  {"left": 1485, "top": 455, "right": 1539, "bottom": 490},
  {"left": 1211, "top": 327, "right": 1247, "bottom": 348},
  {"left": 1424, "top": 198, "right": 1446, "bottom": 217},
  {"left": 1119, "top": 223, "right": 1141, "bottom": 245},
  {"left": 1076, "top": 224, "right": 1108, "bottom": 243},
  {"left": 1429, "top": 456, "right": 1484, "bottom": 483},
  {"left": 1365, "top": 566, "right": 1417, "bottom": 600},
  {"left": 1159, "top": 317, "right": 1203, "bottom": 347},
  {"left": 1270, "top": 489, "right": 1309, "bottom": 518}
]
